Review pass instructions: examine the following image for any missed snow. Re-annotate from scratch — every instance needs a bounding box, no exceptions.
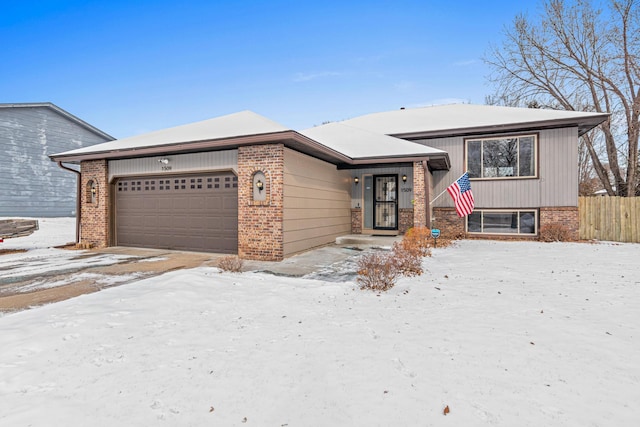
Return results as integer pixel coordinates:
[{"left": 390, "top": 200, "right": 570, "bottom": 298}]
[
  {"left": 300, "top": 122, "right": 447, "bottom": 159},
  {"left": 0, "top": 217, "right": 76, "bottom": 250},
  {"left": 341, "top": 104, "right": 609, "bottom": 137},
  {"left": 0, "top": 218, "right": 137, "bottom": 294},
  {"left": 51, "top": 111, "right": 289, "bottom": 158},
  {"left": 1, "top": 227, "right": 639, "bottom": 426}
]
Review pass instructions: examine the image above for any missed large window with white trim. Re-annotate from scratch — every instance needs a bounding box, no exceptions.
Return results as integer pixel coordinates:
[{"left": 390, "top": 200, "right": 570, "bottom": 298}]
[
  {"left": 467, "top": 209, "right": 537, "bottom": 235},
  {"left": 466, "top": 134, "right": 537, "bottom": 179}
]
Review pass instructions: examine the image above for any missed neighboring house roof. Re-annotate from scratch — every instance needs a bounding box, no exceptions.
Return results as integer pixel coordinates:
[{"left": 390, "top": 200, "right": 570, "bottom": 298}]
[
  {"left": 341, "top": 104, "right": 609, "bottom": 138},
  {"left": 0, "top": 102, "right": 114, "bottom": 141}
]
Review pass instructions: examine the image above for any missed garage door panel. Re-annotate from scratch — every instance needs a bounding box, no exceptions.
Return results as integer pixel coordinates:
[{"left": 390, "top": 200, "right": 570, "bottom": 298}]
[{"left": 115, "top": 172, "right": 238, "bottom": 253}]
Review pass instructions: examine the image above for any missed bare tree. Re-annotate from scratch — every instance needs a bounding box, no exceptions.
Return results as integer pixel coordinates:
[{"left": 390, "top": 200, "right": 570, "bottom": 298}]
[{"left": 485, "top": 0, "right": 640, "bottom": 196}]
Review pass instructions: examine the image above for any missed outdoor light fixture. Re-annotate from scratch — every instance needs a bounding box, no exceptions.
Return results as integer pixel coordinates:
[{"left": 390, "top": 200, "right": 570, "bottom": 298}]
[
  {"left": 158, "top": 158, "right": 169, "bottom": 164},
  {"left": 354, "top": 177, "right": 359, "bottom": 185},
  {"left": 256, "top": 179, "right": 264, "bottom": 192},
  {"left": 402, "top": 174, "right": 407, "bottom": 182}
]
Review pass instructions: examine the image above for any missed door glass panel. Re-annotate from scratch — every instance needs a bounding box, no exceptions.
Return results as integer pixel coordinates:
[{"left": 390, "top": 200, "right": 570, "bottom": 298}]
[{"left": 374, "top": 176, "right": 397, "bottom": 229}]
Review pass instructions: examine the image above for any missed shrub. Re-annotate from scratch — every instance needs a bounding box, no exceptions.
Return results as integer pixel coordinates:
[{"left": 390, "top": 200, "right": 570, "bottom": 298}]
[
  {"left": 403, "top": 227, "right": 432, "bottom": 256},
  {"left": 392, "top": 241, "right": 424, "bottom": 277},
  {"left": 539, "top": 223, "right": 574, "bottom": 242},
  {"left": 356, "top": 251, "right": 401, "bottom": 292},
  {"left": 357, "top": 230, "right": 434, "bottom": 292},
  {"left": 217, "top": 255, "right": 244, "bottom": 272}
]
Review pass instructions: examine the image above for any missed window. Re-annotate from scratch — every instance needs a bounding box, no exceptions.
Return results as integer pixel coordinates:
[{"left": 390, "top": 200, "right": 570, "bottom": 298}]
[
  {"left": 466, "top": 134, "right": 537, "bottom": 179},
  {"left": 467, "top": 209, "right": 537, "bottom": 235}
]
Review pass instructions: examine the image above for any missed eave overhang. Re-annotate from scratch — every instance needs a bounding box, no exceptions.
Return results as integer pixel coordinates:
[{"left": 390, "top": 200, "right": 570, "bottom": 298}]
[
  {"left": 49, "top": 130, "right": 451, "bottom": 169},
  {"left": 391, "top": 114, "right": 610, "bottom": 140}
]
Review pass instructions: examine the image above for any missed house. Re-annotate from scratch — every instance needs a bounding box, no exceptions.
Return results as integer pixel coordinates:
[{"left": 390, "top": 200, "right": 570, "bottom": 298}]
[
  {"left": 0, "top": 103, "right": 114, "bottom": 217},
  {"left": 49, "top": 104, "right": 608, "bottom": 261}
]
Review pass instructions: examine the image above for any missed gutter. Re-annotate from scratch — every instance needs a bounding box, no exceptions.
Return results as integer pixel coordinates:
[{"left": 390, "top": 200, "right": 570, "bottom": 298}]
[{"left": 56, "top": 162, "right": 81, "bottom": 244}]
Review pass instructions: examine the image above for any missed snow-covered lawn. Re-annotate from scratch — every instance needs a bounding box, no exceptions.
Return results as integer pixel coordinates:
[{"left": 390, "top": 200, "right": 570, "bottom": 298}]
[{"left": 1, "top": 236, "right": 638, "bottom": 426}]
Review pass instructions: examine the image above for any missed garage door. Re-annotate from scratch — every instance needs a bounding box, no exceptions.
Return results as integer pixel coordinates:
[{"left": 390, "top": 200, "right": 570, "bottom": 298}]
[{"left": 114, "top": 172, "right": 238, "bottom": 253}]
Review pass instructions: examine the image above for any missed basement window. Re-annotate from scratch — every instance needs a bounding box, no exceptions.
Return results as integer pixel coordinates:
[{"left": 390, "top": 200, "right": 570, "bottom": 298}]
[{"left": 467, "top": 209, "right": 537, "bottom": 235}]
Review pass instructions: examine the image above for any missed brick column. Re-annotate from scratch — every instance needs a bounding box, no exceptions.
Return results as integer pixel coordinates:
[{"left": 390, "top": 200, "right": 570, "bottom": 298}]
[
  {"left": 413, "top": 161, "right": 427, "bottom": 227},
  {"left": 80, "top": 160, "right": 110, "bottom": 248},
  {"left": 237, "top": 144, "right": 284, "bottom": 261}
]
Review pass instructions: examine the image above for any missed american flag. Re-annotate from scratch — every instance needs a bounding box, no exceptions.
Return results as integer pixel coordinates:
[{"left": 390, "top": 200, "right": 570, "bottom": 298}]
[{"left": 446, "top": 172, "right": 475, "bottom": 217}]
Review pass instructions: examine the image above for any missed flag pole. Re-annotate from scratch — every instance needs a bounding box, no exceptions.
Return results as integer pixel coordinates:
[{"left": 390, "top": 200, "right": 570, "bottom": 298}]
[
  {"left": 429, "top": 188, "right": 449, "bottom": 205},
  {"left": 429, "top": 172, "right": 468, "bottom": 205}
]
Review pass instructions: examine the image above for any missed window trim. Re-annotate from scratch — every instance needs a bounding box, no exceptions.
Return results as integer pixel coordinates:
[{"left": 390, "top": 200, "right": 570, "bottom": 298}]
[
  {"left": 464, "top": 133, "right": 539, "bottom": 180},
  {"left": 466, "top": 209, "right": 538, "bottom": 236}
]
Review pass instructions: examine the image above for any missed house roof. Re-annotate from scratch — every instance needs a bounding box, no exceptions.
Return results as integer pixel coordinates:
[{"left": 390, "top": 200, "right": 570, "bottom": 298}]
[
  {"left": 300, "top": 122, "right": 450, "bottom": 169},
  {"left": 50, "top": 110, "right": 446, "bottom": 167},
  {"left": 52, "top": 110, "right": 289, "bottom": 158},
  {"left": 49, "top": 103, "right": 609, "bottom": 169},
  {"left": 0, "top": 102, "right": 114, "bottom": 141},
  {"left": 341, "top": 104, "right": 609, "bottom": 138}
]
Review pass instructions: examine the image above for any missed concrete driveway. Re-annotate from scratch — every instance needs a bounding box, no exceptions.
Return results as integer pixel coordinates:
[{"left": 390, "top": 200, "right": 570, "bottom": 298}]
[{"left": 0, "top": 235, "right": 400, "bottom": 314}]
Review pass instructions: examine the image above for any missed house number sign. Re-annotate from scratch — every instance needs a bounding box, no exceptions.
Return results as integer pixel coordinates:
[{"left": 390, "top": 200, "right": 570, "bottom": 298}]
[{"left": 401, "top": 188, "right": 412, "bottom": 192}]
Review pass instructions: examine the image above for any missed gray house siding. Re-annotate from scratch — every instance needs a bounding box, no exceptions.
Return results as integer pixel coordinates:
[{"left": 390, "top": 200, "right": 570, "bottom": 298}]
[
  {"left": 349, "top": 166, "right": 414, "bottom": 209},
  {"left": 0, "top": 104, "right": 112, "bottom": 217},
  {"left": 417, "top": 127, "right": 579, "bottom": 208}
]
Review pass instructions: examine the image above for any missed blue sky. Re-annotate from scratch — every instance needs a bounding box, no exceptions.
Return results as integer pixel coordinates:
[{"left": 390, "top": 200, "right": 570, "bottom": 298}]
[{"left": 1, "top": 0, "right": 536, "bottom": 138}]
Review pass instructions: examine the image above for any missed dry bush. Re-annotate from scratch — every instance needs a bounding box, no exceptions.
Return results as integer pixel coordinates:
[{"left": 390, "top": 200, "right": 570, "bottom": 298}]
[
  {"left": 404, "top": 226, "right": 457, "bottom": 249},
  {"left": 357, "top": 230, "right": 435, "bottom": 291},
  {"left": 539, "top": 224, "right": 574, "bottom": 242},
  {"left": 392, "top": 241, "right": 423, "bottom": 277},
  {"left": 357, "top": 251, "right": 401, "bottom": 292},
  {"left": 431, "top": 236, "right": 455, "bottom": 249},
  {"left": 403, "top": 227, "right": 432, "bottom": 256},
  {"left": 217, "top": 255, "right": 244, "bottom": 272}
]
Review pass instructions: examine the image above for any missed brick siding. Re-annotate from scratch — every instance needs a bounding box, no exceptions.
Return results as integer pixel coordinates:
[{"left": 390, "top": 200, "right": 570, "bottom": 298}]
[
  {"left": 432, "top": 208, "right": 466, "bottom": 239},
  {"left": 237, "top": 144, "right": 284, "bottom": 261},
  {"left": 399, "top": 208, "right": 414, "bottom": 234},
  {"left": 80, "top": 160, "right": 110, "bottom": 248},
  {"left": 351, "top": 208, "right": 362, "bottom": 234},
  {"left": 540, "top": 207, "right": 579, "bottom": 240}
]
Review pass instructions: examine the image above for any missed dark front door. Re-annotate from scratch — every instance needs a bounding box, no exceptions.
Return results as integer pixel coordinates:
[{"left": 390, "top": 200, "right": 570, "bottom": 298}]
[{"left": 374, "top": 175, "right": 398, "bottom": 230}]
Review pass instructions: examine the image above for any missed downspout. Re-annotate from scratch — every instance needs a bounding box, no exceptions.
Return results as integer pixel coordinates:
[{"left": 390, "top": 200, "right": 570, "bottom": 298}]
[
  {"left": 422, "top": 160, "right": 431, "bottom": 228},
  {"left": 56, "top": 162, "right": 81, "bottom": 244}
]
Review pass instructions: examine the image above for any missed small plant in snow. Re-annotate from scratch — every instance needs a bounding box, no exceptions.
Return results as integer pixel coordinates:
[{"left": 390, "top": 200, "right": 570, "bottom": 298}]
[
  {"left": 539, "top": 224, "right": 574, "bottom": 242},
  {"left": 357, "top": 230, "right": 433, "bottom": 291},
  {"left": 217, "top": 255, "right": 244, "bottom": 272},
  {"left": 357, "top": 251, "right": 401, "bottom": 292},
  {"left": 392, "top": 242, "right": 423, "bottom": 277}
]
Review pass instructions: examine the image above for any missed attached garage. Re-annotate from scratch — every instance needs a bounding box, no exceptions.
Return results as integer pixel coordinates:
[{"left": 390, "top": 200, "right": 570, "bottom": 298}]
[{"left": 114, "top": 172, "right": 238, "bottom": 253}]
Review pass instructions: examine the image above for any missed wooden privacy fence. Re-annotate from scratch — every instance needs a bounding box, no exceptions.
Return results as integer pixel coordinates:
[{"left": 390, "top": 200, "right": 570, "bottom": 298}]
[{"left": 579, "top": 196, "right": 640, "bottom": 243}]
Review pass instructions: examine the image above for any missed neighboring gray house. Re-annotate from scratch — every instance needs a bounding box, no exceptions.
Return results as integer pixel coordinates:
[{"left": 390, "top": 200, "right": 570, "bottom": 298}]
[{"left": 0, "top": 103, "right": 113, "bottom": 217}]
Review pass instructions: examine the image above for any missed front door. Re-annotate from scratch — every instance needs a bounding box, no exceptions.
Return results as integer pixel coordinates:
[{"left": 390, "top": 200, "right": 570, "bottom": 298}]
[{"left": 373, "top": 175, "right": 398, "bottom": 230}]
